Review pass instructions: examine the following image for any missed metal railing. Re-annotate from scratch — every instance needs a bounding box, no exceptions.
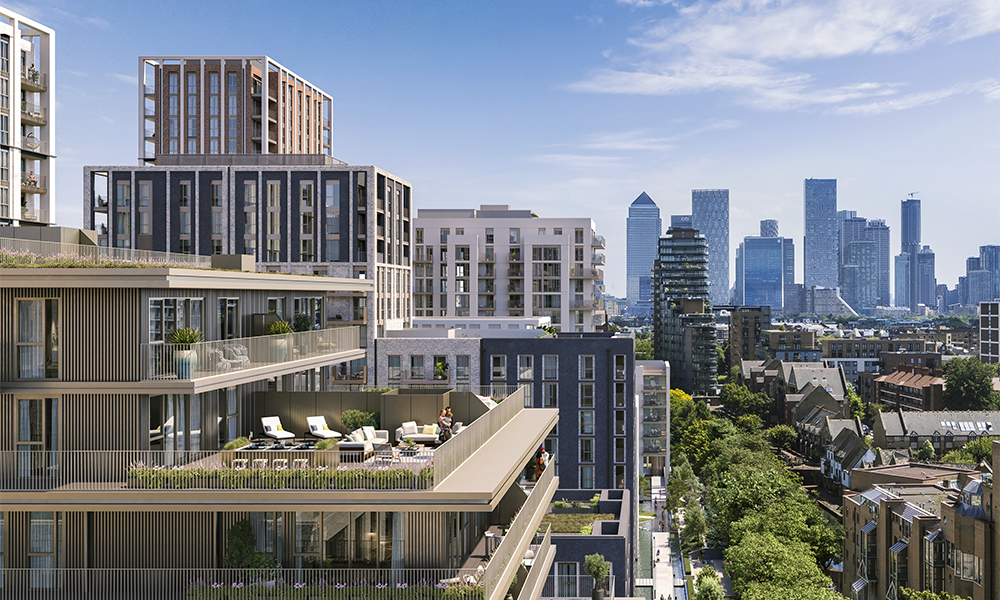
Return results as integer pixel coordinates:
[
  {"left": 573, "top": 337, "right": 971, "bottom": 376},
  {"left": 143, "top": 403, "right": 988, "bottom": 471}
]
[
  {"left": 21, "top": 68, "right": 47, "bottom": 89},
  {"left": 22, "top": 133, "right": 47, "bottom": 153},
  {"left": 0, "top": 236, "right": 213, "bottom": 269},
  {"left": 0, "top": 568, "right": 489, "bottom": 600},
  {"left": 569, "top": 266, "right": 599, "bottom": 278},
  {"left": 591, "top": 234, "right": 606, "bottom": 247},
  {"left": 540, "top": 575, "right": 614, "bottom": 599},
  {"left": 0, "top": 446, "right": 434, "bottom": 491},
  {"left": 591, "top": 254, "right": 606, "bottom": 265},
  {"left": 143, "top": 84, "right": 155, "bottom": 95},
  {"left": 433, "top": 387, "right": 524, "bottom": 486},
  {"left": 518, "top": 527, "right": 553, "bottom": 600},
  {"left": 141, "top": 327, "right": 362, "bottom": 380},
  {"left": 20, "top": 100, "right": 47, "bottom": 123},
  {"left": 485, "top": 464, "right": 555, "bottom": 600},
  {"left": 21, "top": 174, "right": 47, "bottom": 192}
]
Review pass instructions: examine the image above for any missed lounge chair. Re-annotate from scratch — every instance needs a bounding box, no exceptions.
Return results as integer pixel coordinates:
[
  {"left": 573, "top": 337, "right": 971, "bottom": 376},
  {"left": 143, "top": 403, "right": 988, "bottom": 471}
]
[
  {"left": 337, "top": 426, "right": 390, "bottom": 457},
  {"left": 395, "top": 421, "right": 441, "bottom": 444},
  {"left": 261, "top": 416, "right": 295, "bottom": 441},
  {"left": 307, "top": 416, "right": 342, "bottom": 440}
]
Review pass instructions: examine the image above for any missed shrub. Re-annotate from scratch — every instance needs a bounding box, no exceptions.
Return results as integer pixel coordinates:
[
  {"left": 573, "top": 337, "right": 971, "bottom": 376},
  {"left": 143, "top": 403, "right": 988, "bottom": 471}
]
[
  {"left": 315, "top": 438, "right": 339, "bottom": 450},
  {"left": 167, "top": 327, "right": 203, "bottom": 348},
  {"left": 584, "top": 554, "right": 610, "bottom": 590},
  {"left": 553, "top": 500, "right": 570, "bottom": 509},
  {"left": 341, "top": 410, "right": 374, "bottom": 432},
  {"left": 223, "top": 437, "right": 250, "bottom": 450},
  {"left": 292, "top": 312, "right": 314, "bottom": 332},
  {"left": 265, "top": 320, "right": 293, "bottom": 335},
  {"left": 571, "top": 500, "right": 582, "bottom": 509}
]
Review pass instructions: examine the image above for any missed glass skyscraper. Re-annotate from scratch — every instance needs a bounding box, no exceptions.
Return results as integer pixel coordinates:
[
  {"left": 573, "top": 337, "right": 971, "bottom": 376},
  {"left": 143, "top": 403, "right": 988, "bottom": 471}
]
[
  {"left": 803, "top": 179, "right": 838, "bottom": 289},
  {"left": 691, "top": 189, "right": 730, "bottom": 306},
  {"left": 626, "top": 192, "right": 661, "bottom": 316},
  {"left": 736, "top": 237, "right": 785, "bottom": 310}
]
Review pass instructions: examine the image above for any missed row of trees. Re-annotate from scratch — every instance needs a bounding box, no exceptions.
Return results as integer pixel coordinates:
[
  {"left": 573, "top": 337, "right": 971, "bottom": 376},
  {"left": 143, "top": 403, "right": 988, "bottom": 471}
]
[{"left": 668, "top": 390, "right": 845, "bottom": 599}]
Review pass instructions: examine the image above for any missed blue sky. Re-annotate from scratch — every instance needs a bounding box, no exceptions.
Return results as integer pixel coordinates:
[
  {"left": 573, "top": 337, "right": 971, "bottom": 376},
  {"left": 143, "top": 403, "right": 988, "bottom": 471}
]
[{"left": 22, "top": 0, "right": 1000, "bottom": 298}]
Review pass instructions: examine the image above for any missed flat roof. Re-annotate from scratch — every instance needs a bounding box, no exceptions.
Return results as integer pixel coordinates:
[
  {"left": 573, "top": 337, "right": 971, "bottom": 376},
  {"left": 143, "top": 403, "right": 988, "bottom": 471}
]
[{"left": 0, "top": 268, "right": 374, "bottom": 293}]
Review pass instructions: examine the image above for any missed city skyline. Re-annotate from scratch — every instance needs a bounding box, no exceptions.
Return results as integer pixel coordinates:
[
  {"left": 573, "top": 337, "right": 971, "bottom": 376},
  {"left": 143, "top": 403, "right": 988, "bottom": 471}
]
[{"left": 15, "top": 0, "right": 1000, "bottom": 296}]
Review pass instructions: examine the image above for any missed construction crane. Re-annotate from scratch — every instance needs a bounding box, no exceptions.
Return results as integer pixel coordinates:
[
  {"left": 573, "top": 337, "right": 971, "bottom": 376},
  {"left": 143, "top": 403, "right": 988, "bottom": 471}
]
[{"left": 908, "top": 191, "right": 919, "bottom": 198}]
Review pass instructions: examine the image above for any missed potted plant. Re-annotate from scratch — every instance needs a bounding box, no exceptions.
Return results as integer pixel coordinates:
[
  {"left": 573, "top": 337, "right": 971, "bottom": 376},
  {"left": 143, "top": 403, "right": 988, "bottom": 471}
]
[
  {"left": 433, "top": 360, "right": 449, "bottom": 380},
  {"left": 168, "top": 327, "right": 202, "bottom": 379},
  {"left": 265, "top": 320, "right": 293, "bottom": 361},
  {"left": 400, "top": 438, "right": 418, "bottom": 457},
  {"left": 584, "top": 554, "right": 610, "bottom": 600},
  {"left": 292, "top": 311, "right": 314, "bottom": 332}
]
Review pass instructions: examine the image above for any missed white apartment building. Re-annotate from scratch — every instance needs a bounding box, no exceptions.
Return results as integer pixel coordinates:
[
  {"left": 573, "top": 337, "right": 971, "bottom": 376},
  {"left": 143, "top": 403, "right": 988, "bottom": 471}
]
[
  {"left": 1, "top": 7, "right": 54, "bottom": 225},
  {"left": 413, "top": 205, "right": 607, "bottom": 332}
]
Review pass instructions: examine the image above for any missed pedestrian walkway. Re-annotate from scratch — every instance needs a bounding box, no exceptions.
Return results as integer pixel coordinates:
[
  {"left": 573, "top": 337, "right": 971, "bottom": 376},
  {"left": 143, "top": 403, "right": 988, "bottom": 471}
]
[{"left": 649, "top": 477, "right": 684, "bottom": 600}]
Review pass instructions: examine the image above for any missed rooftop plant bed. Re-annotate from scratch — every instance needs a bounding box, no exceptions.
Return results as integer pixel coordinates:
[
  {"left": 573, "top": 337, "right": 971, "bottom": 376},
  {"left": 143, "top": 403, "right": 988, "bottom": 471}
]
[
  {"left": 187, "top": 577, "right": 485, "bottom": 600},
  {"left": 126, "top": 462, "right": 434, "bottom": 491},
  {"left": 538, "top": 513, "right": 614, "bottom": 534},
  {"left": 0, "top": 249, "right": 216, "bottom": 269}
]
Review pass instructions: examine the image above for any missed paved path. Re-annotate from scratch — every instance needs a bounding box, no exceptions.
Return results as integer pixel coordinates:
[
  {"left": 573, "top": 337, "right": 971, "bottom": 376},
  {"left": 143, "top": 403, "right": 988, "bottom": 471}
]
[{"left": 690, "top": 554, "right": 734, "bottom": 597}]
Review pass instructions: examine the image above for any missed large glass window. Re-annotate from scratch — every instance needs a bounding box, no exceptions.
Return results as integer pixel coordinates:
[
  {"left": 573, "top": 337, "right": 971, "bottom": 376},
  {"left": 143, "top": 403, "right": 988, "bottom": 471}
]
[
  {"left": 28, "top": 512, "right": 62, "bottom": 589},
  {"left": 148, "top": 298, "right": 203, "bottom": 342},
  {"left": 456, "top": 355, "right": 470, "bottom": 380},
  {"left": 518, "top": 355, "right": 533, "bottom": 380},
  {"left": 115, "top": 181, "right": 130, "bottom": 207},
  {"left": 580, "top": 438, "right": 594, "bottom": 463},
  {"left": 580, "top": 410, "right": 594, "bottom": 435},
  {"left": 580, "top": 355, "right": 594, "bottom": 380},
  {"left": 388, "top": 356, "right": 401, "bottom": 380},
  {"left": 17, "top": 299, "right": 59, "bottom": 379},
  {"left": 543, "top": 383, "right": 557, "bottom": 407},
  {"left": 580, "top": 466, "right": 594, "bottom": 489},
  {"left": 218, "top": 298, "right": 239, "bottom": 340},
  {"left": 579, "top": 383, "right": 594, "bottom": 408},
  {"left": 17, "top": 398, "right": 58, "bottom": 478},
  {"left": 543, "top": 355, "right": 558, "bottom": 380},
  {"left": 410, "top": 355, "right": 424, "bottom": 380},
  {"left": 491, "top": 355, "right": 506, "bottom": 380},
  {"left": 243, "top": 181, "right": 257, "bottom": 206},
  {"left": 557, "top": 563, "right": 578, "bottom": 597}
]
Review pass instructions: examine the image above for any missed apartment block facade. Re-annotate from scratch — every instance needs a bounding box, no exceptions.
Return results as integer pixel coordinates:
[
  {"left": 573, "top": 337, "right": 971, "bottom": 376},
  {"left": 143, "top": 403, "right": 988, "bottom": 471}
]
[
  {"left": 139, "top": 55, "right": 332, "bottom": 162},
  {"left": 83, "top": 157, "right": 413, "bottom": 384},
  {"left": 690, "top": 189, "right": 729, "bottom": 306},
  {"left": 412, "top": 205, "right": 607, "bottom": 332},
  {"left": 0, "top": 258, "right": 560, "bottom": 600},
  {"left": 0, "top": 7, "right": 54, "bottom": 226},
  {"left": 804, "top": 178, "right": 838, "bottom": 289},
  {"left": 981, "top": 301, "right": 999, "bottom": 364}
]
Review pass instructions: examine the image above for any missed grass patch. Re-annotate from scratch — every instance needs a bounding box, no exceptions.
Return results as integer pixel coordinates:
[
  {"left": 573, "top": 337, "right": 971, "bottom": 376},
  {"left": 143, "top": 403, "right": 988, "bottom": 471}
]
[
  {"left": 539, "top": 513, "right": 613, "bottom": 533},
  {"left": 639, "top": 510, "right": 655, "bottom": 517},
  {"left": 684, "top": 554, "right": 692, "bottom": 576}
]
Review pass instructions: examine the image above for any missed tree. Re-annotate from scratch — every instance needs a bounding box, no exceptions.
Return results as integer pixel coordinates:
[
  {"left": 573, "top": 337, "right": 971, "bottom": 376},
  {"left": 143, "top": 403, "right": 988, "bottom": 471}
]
[
  {"left": 845, "top": 382, "right": 863, "bottom": 420},
  {"left": 942, "top": 357, "right": 1000, "bottom": 411},
  {"left": 914, "top": 439, "right": 935, "bottom": 461},
  {"left": 863, "top": 402, "right": 885, "bottom": 426},
  {"left": 635, "top": 332, "right": 654, "bottom": 360},
  {"left": 720, "top": 383, "right": 771, "bottom": 416},
  {"left": 735, "top": 414, "right": 763, "bottom": 433},
  {"left": 694, "top": 567, "right": 725, "bottom": 600},
  {"left": 767, "top": 425, "right": 797, "bottom": 449},
  {"left": 606, "top": 322, "right": 621, "bottom": 334},
  {"left": 725, "top": 532, "right": 831, "bottom": 597},
  {"left": 681, "top": 499, "right": 706, "bottom": 552},
  {"left": 941, "top": 436, "right": 998, "bottom": 464}
]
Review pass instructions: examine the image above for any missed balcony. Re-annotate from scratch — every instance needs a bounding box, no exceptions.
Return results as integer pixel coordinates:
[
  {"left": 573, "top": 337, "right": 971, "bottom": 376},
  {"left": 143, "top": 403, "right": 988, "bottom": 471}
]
[
  {"left": 21, "top": 133, "right": 48, "bottom": 155},
  {"left": 142, "top": 327, "right": 364, "bottom": 384},
  {"left": 20, "top": 100, "right": 47, "bottom": 126},
  {"left": 1, "top": 236, "right": 213, "bottom": 268},
  {"left": 21, "top": 68, "right": 47, "bottom": 92},
  {"left": 570, "top": 266, "right": 599, "bottom": 279},
  {"left": 144, "top": 126, "right": 156, "bottom": 140},
  {"left": 591, "top": 234, "right": 606, "bottom": 248},
  {"left": 591, "top": 254, "right": 606, "bottom": 265},
  {"left": 20, "top": 174, "right": 47, "bottom": 194},
  {"left": 143, "top": 84, "right": 155, "bottom": 96}
]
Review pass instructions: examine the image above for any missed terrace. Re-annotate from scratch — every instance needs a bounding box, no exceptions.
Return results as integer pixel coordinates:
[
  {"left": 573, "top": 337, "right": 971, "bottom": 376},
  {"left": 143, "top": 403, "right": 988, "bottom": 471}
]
[
  {"left": 1, "top": 236, "right": 213, "bottom": 269},
  {"left": 0, "top": 387, "right": 557, "bottom": 499}
]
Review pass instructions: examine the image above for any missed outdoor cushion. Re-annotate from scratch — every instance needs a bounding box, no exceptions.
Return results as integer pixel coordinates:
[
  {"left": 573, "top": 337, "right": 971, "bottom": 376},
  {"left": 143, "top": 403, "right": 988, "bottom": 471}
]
[
  {"left": 362, "top": 426, "right": 377, "bottom": 440},
  {"left": 401, "top": 421, "right": 418, "bottom": 436},
  {"left": 422, "top": 425, "right": 436, "bottom": 435}
]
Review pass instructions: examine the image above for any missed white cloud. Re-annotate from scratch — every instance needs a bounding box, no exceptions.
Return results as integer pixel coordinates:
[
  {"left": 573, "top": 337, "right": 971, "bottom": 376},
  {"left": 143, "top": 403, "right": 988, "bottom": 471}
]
[
  {"left": 583, "top": 130, "right": 675, "bottom": 150},
  {"left": 107, "top": 73, "right": 138, "bottom": 85},
  {"left": 829, "top": 79, "right": 1000, "bottom": 115},
  {"left": 572, "top": 0, "right": 1000, "bottom": 113},
  {"left": 531, "top": 154, "right": 628, "bottom": 169}
]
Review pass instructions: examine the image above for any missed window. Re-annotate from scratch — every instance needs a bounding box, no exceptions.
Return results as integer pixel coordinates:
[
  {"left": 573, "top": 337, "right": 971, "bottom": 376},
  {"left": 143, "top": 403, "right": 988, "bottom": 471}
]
[
  {"left": 28, "top": 511, "right": 62, "bottom": 589},
  {"left": 579, "top": 383, "right": 594, "bottom": 407},
  {"left": 518, "top": 355, "right": 533, "bottom": 380},
  {"left": 615, "top": 438, "right": 626, "bottom": 463},
  {"left": 267, "top": 181, "right": 281, "bottom": 207},
  {"left": 440, "top": 228, "right": 449, "bottom": 244},
  {"left": 218, "top": 298, "right": 239, "bottom": 340},
  {"left": 179, "top": 211, "right": 191, "bottom": 234},
  {"left": 456, "top": 355, "right": 470, "bottom": 380},
  {"left": 268, "top": 297, "right": 285, "bottom": 319},
  {"left": 388, "top": 356, "right": 401, "bottom": 380},
  {"left": 580, "top": 438, "right": 594, "bottom": 463},
  {"left": 580, "top": 411, "right": 594, "bottom": 434},
  {"left": 580, "top": 466, "right": 594, "bottom": 489},
  {"left": 543, "top": 355, "right": 558, "bottom": 380},
  {"left": 410, "top": 355, "right": 424, "bottom": 380},
  {"left": 301, "top": 181, "right": 314, "bottom": 208},
  {"left": 523, "top": 384, "right": 533, "bottom": 408},
  {"left": 578, "top": 355, "right": 595, "bottom": 380},
  {"left": 178, "top": 181, "right": 191, "bottom": 207},
  {"left": 614, "top": 354, "right": 626, "bottom": 380},
  {"left": 139, "top": 181, "right": 151, "bottom": 207},
  {"left": 115, "top": 181, "right": 130, "bottom": 207},
  {"left": 415, "top": 228, "right": 423, "bottom": 244},
  {"left": 485, "top": 228, "right": 494, "bottom": 243},
  {"left": 302, "top": 212, "right": 314, "bottom": 235},
  {"left": 615, "top": 410, "right": 626, "bottom": 436},
  {"left": 17, "top": 299, "right": 59, "bottom": 379},
  {"left": 543, "top": 383, "right": 558, "bottom": 407},
  {"left": 212, "top": 212, "right": 223, "bottom": 235},
  {"left": 140, "top": 212, "right": 150, "bottom": 235},
  {"left": 148, "top": 298, "right": 203, "bottom": 342},
  {"left": 325, "top": 180, "right": 340, "bottom": 207},
  {"left": 244, "top": 212, "right": 257, "bottom": 235},
  {"left": 17, "top": 398, "right": 58, "bottom": 478},
  {"left": 491, "top": 355, "right": 506, "bottom": 380},
  {"left": 557, "top": 563, "right": 578, "bottom": 597}
]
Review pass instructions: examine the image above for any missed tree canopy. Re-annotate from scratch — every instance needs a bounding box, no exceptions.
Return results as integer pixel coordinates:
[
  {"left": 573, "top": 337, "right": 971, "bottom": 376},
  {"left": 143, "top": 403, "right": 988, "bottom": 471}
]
[{"left": 942, "top": 357, "right": 1000, "bottom": 411}]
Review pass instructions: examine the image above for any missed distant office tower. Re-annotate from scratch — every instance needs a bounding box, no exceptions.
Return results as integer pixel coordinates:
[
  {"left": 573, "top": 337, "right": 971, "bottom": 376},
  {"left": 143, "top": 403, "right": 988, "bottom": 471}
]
[
  {"left": 803, "top": 179, "right": 838, "bottom": 288},
  {"left": 895, "top": 253, "right": 911, "bottom": 308},
  {"left": 842, "top": 240, "right": 878, "bottom": 312},
  {"left": 626, "top": 192, "right": 662, "bottom": 317},
  {"left": 653, "top": 227, "right": 717, "bottom": 395},
  {"left": 691, "top": 189, "right": 730, "bottom": 306},
  {"left": 896, "top": 198, "right": 923, "bottom": 311},
  {"left": 139, "top": 55, "right": 333, "bottom": 163},
  {"left": 980, "top": 245, "right": 1000, "bottom": 300},
  {"left": 670, "top": 214, "right": 692, "bottom": 229},
  {"left": 760, "top": 219, "right": 779, "bottom": 238},
  {"left": 839, "top": 216, "right": 867, "bottom": 286},
  {"left": 735, "top": 236, "right": 785, "bottom": 311},
  {"left": 967, "top": 270, "right": 993, "bottom": 305},
  {"left": 2, "top": 8, "right": 55, "bottom": 226},
  {"left": 865, "top": 219, "right": 891, "bottom": 307},
  {"left": 916, "top": 246, "right": 937, "bottom": 308}
]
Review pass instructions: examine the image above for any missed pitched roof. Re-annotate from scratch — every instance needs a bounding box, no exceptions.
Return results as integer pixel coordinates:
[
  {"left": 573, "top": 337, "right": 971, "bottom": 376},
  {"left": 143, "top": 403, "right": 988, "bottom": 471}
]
[
  {"left": 789, "top": 366, "right": 847, "bottom": 397},
  {"left": 826, "top": 418, "right": 858, "bottom": 440},
  {"left": 895, "top": 411, "right": 1000, "bottom": 437},
  {"left": 876, "top": 370, "right": 945, "bottom": 389},
  {"left": 631, "top": 191, "right": 656, "bottom": 206}
]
